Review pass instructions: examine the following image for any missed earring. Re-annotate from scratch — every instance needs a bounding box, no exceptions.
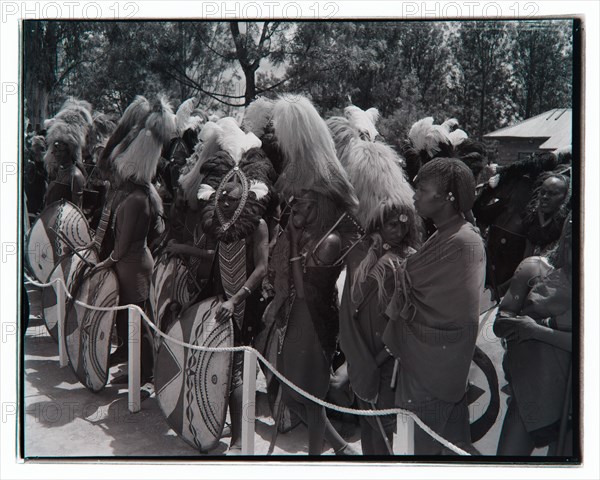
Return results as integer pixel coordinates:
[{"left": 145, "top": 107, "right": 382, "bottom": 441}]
[{"left": 447, "top": 191, "right": 455, "bottom": 202}]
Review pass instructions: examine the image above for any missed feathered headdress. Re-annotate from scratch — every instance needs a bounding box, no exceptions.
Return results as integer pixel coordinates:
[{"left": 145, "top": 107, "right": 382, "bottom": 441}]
[
  {"left": 402, "top": 117, "right": 485, "bottom": 182},
  {"left": 43, "top": 97, "right": 93, "bottom": 175},
  {"left": 193, "top": 117, "right": 275, "bottom": 242},
  {"left": 327, "top": 104, "right": 384, "bottom": 168},
  {"left": 174, "top": 97, "right": 205, "bottom": 138},
  {"left": 112, "top": 96, "right": 176, "bottom": 184},
  {"left": 344, "top": 105, "right": 379, "bottom": 142},
  {"left": 242, "top": 97, "right": 275, "bottom": 139},
  {"left": 84, "top": 112, "right": 117, "bottom": 162},
  {"left": 241, "top": 97, "right": 284, "bottom": 174},
  {"left": 271, "top": 95, "right": 358, "bottom": 212},
  {"left": 327, "top": 116, "right": 359, "bottom": 166},
  {"left": 97, "top": 96, "right": 152, "bottom": 175}
]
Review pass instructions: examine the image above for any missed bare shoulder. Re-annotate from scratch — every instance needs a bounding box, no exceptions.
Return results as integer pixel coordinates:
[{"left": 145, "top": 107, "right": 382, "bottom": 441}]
[
  {"left": 513, "top": 256, "right": 552, "bottom": 283},
  {"left": 73, "top": 167, "right": 86, "bottom": 185},
  {"left": 120, "top": 189, "right": 150, "bottom": 213},
  {"left": 253, "top": 218, "right": 269, "bottom": 239}
]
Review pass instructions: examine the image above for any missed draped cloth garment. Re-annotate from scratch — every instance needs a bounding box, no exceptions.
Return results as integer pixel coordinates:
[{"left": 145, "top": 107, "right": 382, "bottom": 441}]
[{"left": 382, "top": 216, "right": 486, "bottom": 404}]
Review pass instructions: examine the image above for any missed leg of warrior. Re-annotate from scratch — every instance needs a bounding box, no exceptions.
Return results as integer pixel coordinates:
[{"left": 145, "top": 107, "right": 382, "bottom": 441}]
[
  {"left": 497, "top": 398, "right": 535, "bottom": 455},
  {"left": 228, "top": 384, "right": 243, "bottom": 450},
  {"left": 304, "top": 402, "right": 327, "bottom": 455},
  {"left": 282, "top": 388, "right": 350, "bottom": 454},
  {"left": 228, "top": 351, "right": 244, "bottom": 451}
]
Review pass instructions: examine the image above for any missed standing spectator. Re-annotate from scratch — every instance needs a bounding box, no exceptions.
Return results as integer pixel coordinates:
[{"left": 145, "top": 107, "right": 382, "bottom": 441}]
[
  {"left": 494, "top": 214, "right": 572, "bottom": 456},
  {"left": 383, "top": 157, "right": 486, "bottom": 455}
]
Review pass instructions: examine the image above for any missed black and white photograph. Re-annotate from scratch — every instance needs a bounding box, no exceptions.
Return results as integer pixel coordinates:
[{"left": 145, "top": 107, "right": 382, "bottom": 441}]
[{"left": 1, "top": 1, "right": 598, "bottom": 479}]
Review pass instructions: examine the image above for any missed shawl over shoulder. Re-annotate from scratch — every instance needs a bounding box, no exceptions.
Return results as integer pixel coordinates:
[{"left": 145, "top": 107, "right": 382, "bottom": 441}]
[{"left": 382, "top": 217, "right": 486, "bottom": 403}]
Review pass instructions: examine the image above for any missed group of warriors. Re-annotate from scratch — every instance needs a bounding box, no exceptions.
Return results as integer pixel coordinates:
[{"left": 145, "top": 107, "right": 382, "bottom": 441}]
[{"left": 23, "top": 92, "right": 573, "bottom": 456}]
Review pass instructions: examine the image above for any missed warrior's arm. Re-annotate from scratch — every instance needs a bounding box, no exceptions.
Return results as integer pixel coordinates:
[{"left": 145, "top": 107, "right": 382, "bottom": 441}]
[
  {"left": 164, "top": 242, "right": 214, "bottom": 259},
  {"left": 528, "top": 324, "right": 572, "bottom": 352},
  {"left": 493, "top": 257, "right": 549, "bottom": 338},
  {"left": 229, "top": 219, "right": 269, "bottom": 307},
  {"left": 288, "top": 222, "right": 306, "bottom": 299},
  {"left": 72, "top": 168, "right": 86, "bottom": 209}
]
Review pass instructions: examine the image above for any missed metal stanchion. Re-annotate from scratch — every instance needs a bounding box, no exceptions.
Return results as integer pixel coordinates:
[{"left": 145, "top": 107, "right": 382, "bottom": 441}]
[
  {"left": 128, "top": 307, "right": 141, "bottom": 413},
  {"left": 55, "top": 280, "right": 68, "bottom": 368},
  {"left": 394, "top": 413, "right": 415, "bottom": 455},
  {"left": 241, "top": 349, "right": 257, "bottom": 455}
]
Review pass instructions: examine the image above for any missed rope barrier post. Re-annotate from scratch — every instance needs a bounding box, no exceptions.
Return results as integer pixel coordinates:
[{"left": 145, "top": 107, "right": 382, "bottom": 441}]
[
  {"left": 241, "top": 349, "right": 257, "bottom": 455},
  {"left": 394, "top": 412, "right": 415, "bottom": 455},
  {"left": 55, "top": 280, "right": 68, "bottom": 368},
  {"left": 128, "top": 307, "right": 141, "bottom": 413}
]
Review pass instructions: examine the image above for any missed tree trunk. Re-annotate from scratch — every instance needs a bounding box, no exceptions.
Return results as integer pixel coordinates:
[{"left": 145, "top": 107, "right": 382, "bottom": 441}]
[
  {"left": 244, "top": 69, "right": 256, "bottom": 106},
  {"left": 24, "top": 21, "right": 57, "bottom": 129}
]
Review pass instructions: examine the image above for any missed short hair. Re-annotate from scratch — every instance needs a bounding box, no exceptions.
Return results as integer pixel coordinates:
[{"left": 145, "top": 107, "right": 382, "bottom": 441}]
[{"left": 415, "top": 157, "right": 476, "bottom": 213}]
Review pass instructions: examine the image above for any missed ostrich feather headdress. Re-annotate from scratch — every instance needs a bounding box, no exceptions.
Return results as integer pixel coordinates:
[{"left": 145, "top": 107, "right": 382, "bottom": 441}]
[
  {"left": 403, "top": 116, "right": 485, "bottom": 181},
  {"left": 192, "top": 117, "right": 275, "bottom": 241}
]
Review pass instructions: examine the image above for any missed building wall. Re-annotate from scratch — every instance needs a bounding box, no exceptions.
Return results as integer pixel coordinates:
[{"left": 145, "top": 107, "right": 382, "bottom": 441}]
[{"left": 492, "top": 138, "right": 547, "bottom": 165}]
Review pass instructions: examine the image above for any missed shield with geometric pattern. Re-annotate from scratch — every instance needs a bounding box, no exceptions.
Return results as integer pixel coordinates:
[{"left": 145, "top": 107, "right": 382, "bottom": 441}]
[
  {"left": 149, "top": 253, "right": 197, "bottom": 333},
  {"left": 154, "top": 296, "right": 233, "bottom": 453},
  {"left": 42, "top": 248, "right": 98, "bottom": 342},
  {"left": 64, "top": 265, "right": 119, "bottom": 392},
  {"left": 25, "top": 200, "right": 92, "bottom": 283}
]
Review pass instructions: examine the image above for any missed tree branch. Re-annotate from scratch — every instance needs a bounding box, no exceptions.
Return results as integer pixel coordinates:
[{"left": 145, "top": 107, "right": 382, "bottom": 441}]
[
  {"left": 163, "top": 61, "right": 245, "bottom": 107},
  {"left": 230, "top": 21, "right": 251, "bottom": 70}
]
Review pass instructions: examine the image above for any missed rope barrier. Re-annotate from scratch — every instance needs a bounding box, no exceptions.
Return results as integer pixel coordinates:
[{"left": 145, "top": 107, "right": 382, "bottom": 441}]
[{"left": 25, "top": 273, "right": 471, "bottom": 455}]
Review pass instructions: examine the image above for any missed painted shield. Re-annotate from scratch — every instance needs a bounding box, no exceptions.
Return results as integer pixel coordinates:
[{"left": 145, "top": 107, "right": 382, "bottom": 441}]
[
  {"left": 154, "top": 296, "right": 233, "bottom": 453},
  {"left": 42, "top": 248, "right": 98, "bottom": 343},
  {"left": 149, "top": 253, "right": 197, "bottom": 333},
  {"left": 64, "top": 265, "right": 119, "bottom": 392},
  {"left": 25, "top": 200, "right": 92, "bottom": 283}
]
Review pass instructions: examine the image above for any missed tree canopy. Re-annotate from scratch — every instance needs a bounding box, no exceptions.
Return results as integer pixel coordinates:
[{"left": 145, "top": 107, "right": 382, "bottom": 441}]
[{"left": 24, "top": 19, "right": 574, "bottom": 140}]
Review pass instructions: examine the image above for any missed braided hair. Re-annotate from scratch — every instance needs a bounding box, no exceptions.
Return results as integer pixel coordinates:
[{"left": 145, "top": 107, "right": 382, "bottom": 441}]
[{"left": 415, "top": 157, "right": 476, "bottom": 214}]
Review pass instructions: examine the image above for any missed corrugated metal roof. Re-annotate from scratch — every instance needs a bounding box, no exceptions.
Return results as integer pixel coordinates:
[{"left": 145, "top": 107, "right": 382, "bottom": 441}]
[{"left": 484, "top": 108, "right": 572, "bottom": 150}]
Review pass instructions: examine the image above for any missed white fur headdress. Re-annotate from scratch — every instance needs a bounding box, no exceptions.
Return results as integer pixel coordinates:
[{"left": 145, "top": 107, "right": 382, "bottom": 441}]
[
  {"left": 271, "top": 94, "right": 357, "bottom": 211},
  {"left": 403, "top": 116, "right": 486, "bottom": 181},
  {"left": 344, "top": 139, "right": 415, "bottom": 232},
  {"left": 43, "top": 97, "right": 93, "bottom": 175},
  {"left": 113, "top": 96, "right": 176, "bottom": 184},
  {"left": 242, "top": 97, "right": 275, "bottom": 138}
]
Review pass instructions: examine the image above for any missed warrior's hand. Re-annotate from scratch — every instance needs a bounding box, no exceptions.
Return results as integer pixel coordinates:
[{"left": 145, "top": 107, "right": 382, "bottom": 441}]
[
  {"left": 215, "top": 300, "right": 235, "bottom": 323},
  {"left": 504, "top": 315, "right": 539, "bottom": 343},
  {"left": 164, "top": 242, "right": 184, "bottom": 256},
  {"left": 90, "top": 257, "right": 115, "bottom": 275}
]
